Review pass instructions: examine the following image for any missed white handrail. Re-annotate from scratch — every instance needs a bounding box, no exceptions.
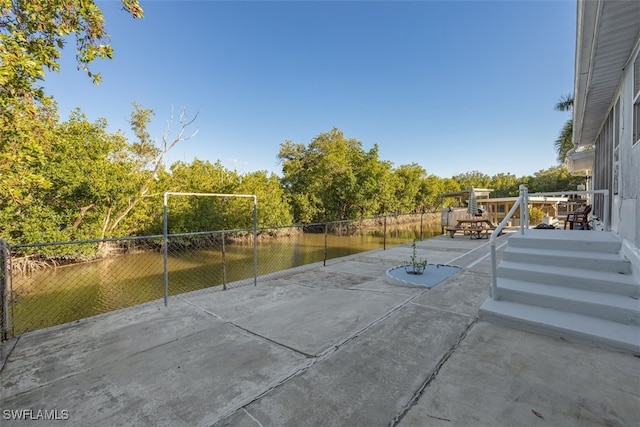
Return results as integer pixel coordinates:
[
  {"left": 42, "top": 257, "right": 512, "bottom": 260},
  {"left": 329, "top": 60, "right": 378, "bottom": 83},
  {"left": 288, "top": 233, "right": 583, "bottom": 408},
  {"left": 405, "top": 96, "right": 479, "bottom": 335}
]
[
  {"left": 489, "top": 186, "right": 610, "bottom": 300},
  {"left": 490, "top": 184, "right": 526, "bottom": 299}
]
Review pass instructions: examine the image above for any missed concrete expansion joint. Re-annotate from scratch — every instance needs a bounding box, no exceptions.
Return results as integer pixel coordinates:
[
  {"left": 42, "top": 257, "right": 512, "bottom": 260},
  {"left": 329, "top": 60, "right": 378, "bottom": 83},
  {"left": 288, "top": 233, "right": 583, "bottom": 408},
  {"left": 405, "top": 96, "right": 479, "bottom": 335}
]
[
  {"left": 316, "top": 289, "right": 431, "bottom": 360},
  {"left": 409, "top": 301, "right": 476, "bottom": 319},
  {"left": 231, "top": 322, "right": 315, "bottom": 358},
  {"left": 210, "top": 289, "right": 435, "bottom": 426},
  {"left": 466, "top": 270, "right": 491, "bottom": 278},
  {"left": 342, "top": 286, "right": 399, "bottom": 295},
  {"left": 208, "top": 358, "right": 317, "bottom": 426},
  {"left": 183, "top": 296, "right": 316, "bottom": 358},
  {"left": 241, "top": 408, "right": 264, "bottom": 427},
  {"left": 181, "top": 297, "right": 226, "bottom": 321},
  {"left": 0, "top": 336, "right": 20, "bottom": 375},
  {"left": 388, "top": 318, "right": 479, "bottom": 427}
]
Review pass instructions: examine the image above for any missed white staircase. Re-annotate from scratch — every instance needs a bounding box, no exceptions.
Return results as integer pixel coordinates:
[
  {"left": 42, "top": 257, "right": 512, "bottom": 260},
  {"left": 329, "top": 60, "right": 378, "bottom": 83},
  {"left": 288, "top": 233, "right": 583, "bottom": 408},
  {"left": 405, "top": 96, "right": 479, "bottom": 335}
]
[{"left": 479, "top": 230, "right": 640, "bottom": 354}]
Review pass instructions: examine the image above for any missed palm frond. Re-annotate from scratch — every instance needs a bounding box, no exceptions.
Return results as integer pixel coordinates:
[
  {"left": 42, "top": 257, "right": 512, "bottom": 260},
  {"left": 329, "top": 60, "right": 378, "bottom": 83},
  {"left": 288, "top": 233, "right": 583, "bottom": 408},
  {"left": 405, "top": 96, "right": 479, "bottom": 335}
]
[
  {"left": 555, "top": 119, "right": 573, "bottom": 163},
  {"left": 554, "top": 93, "right": 574, "bottom": 112}
]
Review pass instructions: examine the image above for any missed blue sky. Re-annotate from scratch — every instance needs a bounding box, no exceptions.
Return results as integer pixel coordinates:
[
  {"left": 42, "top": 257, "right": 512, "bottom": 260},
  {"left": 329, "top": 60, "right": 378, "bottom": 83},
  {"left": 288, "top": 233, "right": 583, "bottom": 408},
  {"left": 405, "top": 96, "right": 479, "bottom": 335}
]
[{"left": 44, "top": 0, "right": 577, "bottom": 179}]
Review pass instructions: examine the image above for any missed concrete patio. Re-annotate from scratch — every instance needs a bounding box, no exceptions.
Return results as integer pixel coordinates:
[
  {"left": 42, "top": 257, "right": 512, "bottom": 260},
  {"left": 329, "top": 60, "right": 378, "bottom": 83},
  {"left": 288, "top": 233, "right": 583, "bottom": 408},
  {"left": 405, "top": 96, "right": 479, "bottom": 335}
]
[{"left": 1, "top": 233, "right": 638, "bottom": 426}]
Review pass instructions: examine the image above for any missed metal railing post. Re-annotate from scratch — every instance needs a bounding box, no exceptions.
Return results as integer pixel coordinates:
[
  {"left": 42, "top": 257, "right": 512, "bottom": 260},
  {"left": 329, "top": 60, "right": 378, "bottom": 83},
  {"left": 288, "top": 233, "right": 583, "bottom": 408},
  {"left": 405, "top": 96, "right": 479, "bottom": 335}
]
[
  {"left": 524, "top": 186, "right": 529, "bottom": 232},
  {"left": 490, "top": 243, "right": 497, "bottom": 299},
  {"left": 603, "top": 190, "right": 610, "bottom": 231},
  {"left": 519, "top": 184, "right": 526, "bottom": 234},
  {"left": 490, "top": 185, "right": 527, "bottom": 301}
]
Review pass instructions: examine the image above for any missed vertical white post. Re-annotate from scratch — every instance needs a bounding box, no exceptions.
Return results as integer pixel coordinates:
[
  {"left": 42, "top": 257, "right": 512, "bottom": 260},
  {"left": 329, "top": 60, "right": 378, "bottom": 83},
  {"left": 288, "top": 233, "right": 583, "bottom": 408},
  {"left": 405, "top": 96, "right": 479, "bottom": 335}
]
[
  {"left": 519, "top": 185, "right": 526, "bottom": 234},
  {"left": 603, "top": 190, "right": 610, "bottom": 231},
  {"left": 490, "top": 243, "right": 497, "bottom": 300},
  {"left": 523, "top": 186, "right": 529, "bottom": 232}
]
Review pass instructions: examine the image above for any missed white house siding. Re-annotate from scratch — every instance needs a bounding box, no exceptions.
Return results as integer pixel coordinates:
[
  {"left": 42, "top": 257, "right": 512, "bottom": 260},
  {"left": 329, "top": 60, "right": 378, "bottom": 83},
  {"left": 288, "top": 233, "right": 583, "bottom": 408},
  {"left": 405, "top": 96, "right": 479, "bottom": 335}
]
[
  {"left": 613, "top": 47, "right": 640, "bottom": 252},
  {"left": 573, "top": 0, "right": 640, "bottom": 256},
  {"left": 617, "top": 43, "right": 639, "bottom": 249},
  {"left": 589, "top": 38, "right": 639, "bottom": 252}
]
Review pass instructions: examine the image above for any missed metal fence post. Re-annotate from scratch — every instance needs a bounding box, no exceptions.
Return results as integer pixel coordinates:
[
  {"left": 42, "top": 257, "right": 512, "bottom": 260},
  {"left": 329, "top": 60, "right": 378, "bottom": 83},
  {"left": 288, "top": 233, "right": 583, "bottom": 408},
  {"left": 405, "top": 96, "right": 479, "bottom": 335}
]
[
  {"left": 163, "top": 198, "right": 169, "bottom": 306},
  {"left": 323, "top": 223, "right": 328, "bottom": 266},
  {"left": 221, "top": 231, "right": 227, "bottom": 290},
  {"left": 253, "top": 198, "right": 258, "bottom": 286},
  {"left": 1, "top": 238, "right": 8, "bottom": 341},
  {"left": 383, "top": 215, "right": 387, "bottom": 250}
]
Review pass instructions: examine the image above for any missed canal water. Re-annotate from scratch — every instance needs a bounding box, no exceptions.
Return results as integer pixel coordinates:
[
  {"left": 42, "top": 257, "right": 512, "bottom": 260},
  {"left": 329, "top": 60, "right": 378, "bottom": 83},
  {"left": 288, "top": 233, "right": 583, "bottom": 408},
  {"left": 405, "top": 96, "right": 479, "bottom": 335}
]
[{"left": 10, "top": 221, "right": 441, "bottom": 335}]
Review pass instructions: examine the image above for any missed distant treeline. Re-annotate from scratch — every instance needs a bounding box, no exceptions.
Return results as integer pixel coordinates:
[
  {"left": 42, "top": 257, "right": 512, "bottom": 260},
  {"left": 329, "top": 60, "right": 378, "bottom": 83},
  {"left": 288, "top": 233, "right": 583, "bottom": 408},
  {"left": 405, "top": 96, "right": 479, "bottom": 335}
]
[{"left": 1, "top": 108, "right": 583, "bottom": 257}]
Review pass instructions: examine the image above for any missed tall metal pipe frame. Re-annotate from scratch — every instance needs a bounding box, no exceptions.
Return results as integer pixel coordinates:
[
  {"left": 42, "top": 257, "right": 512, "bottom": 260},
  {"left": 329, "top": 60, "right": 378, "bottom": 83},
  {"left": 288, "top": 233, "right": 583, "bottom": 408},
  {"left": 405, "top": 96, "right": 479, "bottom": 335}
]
[{"left": 163, "top": 192, "right": 258, "bottom": 307}]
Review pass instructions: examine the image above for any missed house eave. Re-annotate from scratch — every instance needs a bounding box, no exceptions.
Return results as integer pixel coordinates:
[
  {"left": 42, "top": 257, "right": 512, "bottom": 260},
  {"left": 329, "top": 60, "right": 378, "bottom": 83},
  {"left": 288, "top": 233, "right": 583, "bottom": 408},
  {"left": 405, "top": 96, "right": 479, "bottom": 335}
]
[
  {"left": 566, "top": 148, "right": 595, "bottom": 174},
  {"left": 573, "top": 0, "right": 640, "bottom": 148}
]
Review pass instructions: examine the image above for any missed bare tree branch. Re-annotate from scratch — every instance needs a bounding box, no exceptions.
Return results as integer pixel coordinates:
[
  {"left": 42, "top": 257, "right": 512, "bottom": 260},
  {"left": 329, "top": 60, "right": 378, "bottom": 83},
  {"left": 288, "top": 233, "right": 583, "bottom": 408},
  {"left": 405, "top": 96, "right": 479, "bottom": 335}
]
[{"left": 105, "top": 106, "right": 199, "bottom": 234}]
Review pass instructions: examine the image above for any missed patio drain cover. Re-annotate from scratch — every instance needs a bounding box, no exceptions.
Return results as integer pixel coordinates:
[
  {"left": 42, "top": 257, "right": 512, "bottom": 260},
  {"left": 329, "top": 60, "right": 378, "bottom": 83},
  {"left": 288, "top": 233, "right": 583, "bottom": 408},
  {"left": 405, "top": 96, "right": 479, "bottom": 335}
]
[{"left": 385, "top": 264, "right": 461, "bottom": 288}]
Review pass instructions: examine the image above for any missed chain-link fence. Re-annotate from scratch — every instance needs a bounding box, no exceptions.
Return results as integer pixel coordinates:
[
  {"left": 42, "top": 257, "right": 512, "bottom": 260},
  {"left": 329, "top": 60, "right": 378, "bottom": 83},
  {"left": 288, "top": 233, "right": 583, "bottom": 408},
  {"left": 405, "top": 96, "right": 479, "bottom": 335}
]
[{"left": 1, "top": 213, "right": 440, "bottom": 340}]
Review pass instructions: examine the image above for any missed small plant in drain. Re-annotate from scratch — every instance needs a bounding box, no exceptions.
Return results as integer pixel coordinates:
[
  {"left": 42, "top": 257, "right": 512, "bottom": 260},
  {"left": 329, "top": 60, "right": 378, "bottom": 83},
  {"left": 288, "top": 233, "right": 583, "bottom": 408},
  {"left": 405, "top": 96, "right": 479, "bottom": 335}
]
[{"left": 405, "top": 239, "right": 427, "bottom": 275}]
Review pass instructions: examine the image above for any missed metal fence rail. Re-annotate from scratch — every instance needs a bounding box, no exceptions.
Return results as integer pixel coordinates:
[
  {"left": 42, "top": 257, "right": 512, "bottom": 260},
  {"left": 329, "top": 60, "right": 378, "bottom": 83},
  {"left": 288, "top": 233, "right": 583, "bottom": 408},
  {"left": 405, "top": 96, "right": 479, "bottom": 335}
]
[{"left": 0, "top": 213, "right": 439, "bottom": 340}]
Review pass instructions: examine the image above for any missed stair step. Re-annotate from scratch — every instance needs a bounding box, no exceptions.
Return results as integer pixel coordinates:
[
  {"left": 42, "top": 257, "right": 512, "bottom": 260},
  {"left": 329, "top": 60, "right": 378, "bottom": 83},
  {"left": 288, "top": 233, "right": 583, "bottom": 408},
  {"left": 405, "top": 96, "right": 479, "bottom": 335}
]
[
  {"left": 503, "top": 246, "right": 631, "bottom": 274},
  {"left": 507, "top": 230, "right": 622, "bottom": 253},
  {"left": 479, "top": 298, "right": 640, "bottom": 354},
  {"left": 496, "top": 278, "right": 640, "bottom": 325},
  {"left": 497, "top": 261, "right": 639, "bottom": 296}
]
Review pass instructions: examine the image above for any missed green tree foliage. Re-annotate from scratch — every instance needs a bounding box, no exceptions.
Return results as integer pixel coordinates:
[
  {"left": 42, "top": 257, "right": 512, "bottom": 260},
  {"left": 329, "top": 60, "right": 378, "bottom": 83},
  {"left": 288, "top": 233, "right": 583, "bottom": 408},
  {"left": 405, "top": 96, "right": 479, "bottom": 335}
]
[
  {"left": 489, "top": 173, "right": 519, "bottom": 197},
  {"left": 278, "top": 128, "right": 398, "bottom": 222},
  {"left": 452, "top": 170, "right": 492, "bottom": 190},
  {"left": 167, "top": 159, "right": 240, "bottom": 232},
  {"left": 353, "top": 145, "right": 397, "bottom": 216},
  {"left": 419, "top": 175, "right": 460, "bottom": 211},
  {"left": 235, "top": 171, "right": 293, "bottom": 228},
  {"left": 0, "top": 0, "right": 143, "bottom": 251},
  {"left": 527, "top": 165, "right": 584, "bottom": 194},
  {"left": 0, "top": 0, "right": 143, "bottom": 189},
  {"left": 393, "top": 163, "right": 426, "bottom": 213},
  {"left": 1, "top": 0, "right": 143, "bottom": 90},
  {"left": 529, "top": 206, "right": 545, "bottom": 225},
  {"left": 164, "top": 161, "right": 292, "bottom": 233},
  {"left": 278, "top": 128, "right": 581, "bottom": 221}
]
